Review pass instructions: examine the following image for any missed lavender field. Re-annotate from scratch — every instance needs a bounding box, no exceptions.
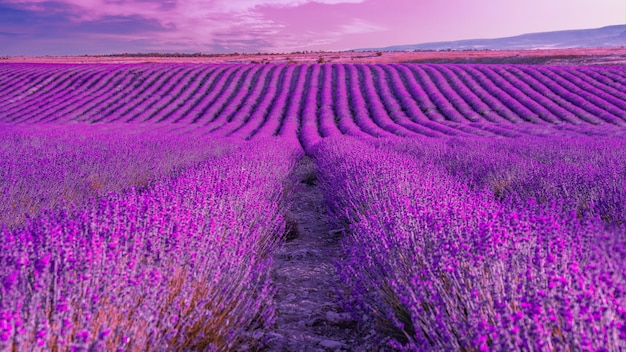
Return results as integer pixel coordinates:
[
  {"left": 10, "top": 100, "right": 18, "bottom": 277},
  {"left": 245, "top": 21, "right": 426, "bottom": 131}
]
[{"left": 1, "top": 62, "right": 626, "bottom": 351}]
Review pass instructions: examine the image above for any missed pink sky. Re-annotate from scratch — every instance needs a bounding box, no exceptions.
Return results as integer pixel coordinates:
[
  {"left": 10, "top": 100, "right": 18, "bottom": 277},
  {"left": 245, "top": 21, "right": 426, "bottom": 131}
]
[{"left": 0, "top": 0, "right": 624, "bottom": 54}]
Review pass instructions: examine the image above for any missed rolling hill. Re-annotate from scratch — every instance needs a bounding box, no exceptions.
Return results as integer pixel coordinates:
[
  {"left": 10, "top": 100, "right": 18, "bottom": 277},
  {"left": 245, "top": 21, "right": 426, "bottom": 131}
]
[{"left": 359, "top": 24, "right": 626, "bottom": 51}]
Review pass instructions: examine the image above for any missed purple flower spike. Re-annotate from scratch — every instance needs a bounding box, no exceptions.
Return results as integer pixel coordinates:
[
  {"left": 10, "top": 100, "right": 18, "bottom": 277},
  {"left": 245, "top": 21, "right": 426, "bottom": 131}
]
[
  {"left": 34, "top": 254, "right": 50, "bottom": 273},
  {"left": 2, "top": 271, "right": 18, "bottom": 290}
]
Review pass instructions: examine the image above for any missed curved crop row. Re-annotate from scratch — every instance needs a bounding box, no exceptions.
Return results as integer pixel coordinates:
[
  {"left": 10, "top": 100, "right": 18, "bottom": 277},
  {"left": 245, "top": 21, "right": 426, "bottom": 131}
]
[
  {"left": 252, "top": 64, "right": 296, "bottom": 138},
  {"left": 0, "top": 63, "right": 625, "bottom": 146}
]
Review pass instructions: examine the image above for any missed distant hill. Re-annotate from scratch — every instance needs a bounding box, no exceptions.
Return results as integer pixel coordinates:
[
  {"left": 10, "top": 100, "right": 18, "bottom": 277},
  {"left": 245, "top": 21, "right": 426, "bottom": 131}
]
[{"left": 358, "top": 25, "right": 626, "bottom": 51}]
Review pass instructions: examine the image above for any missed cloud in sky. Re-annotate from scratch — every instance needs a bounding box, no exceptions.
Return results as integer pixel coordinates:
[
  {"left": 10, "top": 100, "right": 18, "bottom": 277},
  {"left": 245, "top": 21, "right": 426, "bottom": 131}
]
[{"left": 0, "top": 0, "right": 623, "bottom": 55}]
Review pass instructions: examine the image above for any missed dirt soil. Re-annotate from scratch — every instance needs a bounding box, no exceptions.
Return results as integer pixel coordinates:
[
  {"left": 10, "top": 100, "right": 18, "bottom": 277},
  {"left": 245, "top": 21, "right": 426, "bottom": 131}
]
[
  {"left": 260, "top": 156, "right": 384, "bottom": 351},
  {"left": 2, "top": 47, "right": 625, "bottom": 65}
]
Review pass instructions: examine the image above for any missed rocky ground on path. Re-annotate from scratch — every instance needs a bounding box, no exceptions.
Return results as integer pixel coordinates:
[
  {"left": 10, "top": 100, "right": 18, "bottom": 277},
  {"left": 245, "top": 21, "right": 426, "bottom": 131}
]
[{"left": 260, "top": 156, "right": 387, "bottom": 351}]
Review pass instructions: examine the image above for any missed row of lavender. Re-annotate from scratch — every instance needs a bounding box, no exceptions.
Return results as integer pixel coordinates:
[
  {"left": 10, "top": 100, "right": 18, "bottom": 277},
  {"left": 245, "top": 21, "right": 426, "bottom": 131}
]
[
  {"left": 411, "top": 137, "right": 626, "bottom": 226},
  {"left": 1, "top": 64, "right": 625, "bottom": 140},
  {"left": 0, "top": 124, "right": 237, "bottom": 227},
  {"left": 312, "top": 136, "right": 626, "bottom": 350},
  {"left": 0, "top": 125, "right": 302, "bottom": 350}
]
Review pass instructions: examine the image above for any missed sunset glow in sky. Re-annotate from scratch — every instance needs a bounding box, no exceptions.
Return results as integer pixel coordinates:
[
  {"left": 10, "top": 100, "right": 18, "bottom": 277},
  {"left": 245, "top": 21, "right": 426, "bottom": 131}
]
[{"left": 0, "top": 0, "right": 624, "bottom": 55}]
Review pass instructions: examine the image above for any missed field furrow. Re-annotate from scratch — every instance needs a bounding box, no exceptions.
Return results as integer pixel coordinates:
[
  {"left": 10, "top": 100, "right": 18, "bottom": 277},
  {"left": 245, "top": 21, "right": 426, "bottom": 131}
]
[{"left": 0, "top": 63, "right": 622, "bottom": 141}]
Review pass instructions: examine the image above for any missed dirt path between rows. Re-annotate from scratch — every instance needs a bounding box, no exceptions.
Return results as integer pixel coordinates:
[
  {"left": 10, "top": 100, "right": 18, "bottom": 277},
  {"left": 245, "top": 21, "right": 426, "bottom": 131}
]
[{"left": 261, "top": 156, "right": 381, "bottom": 351}]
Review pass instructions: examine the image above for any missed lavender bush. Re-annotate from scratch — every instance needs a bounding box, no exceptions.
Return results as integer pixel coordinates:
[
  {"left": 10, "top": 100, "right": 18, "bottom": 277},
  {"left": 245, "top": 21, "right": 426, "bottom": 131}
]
[
  {"left": 0, "top": 124, "right": 236, "bottom": 227},
  {"left": 0, "top": 135, "right": 301, "bottom": 351},
  {"left": 313, "top": 136, "right": 626, "bottom": 350},
  {"left": 383, "top": 136, "right": 626, "bottom": 227}
]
